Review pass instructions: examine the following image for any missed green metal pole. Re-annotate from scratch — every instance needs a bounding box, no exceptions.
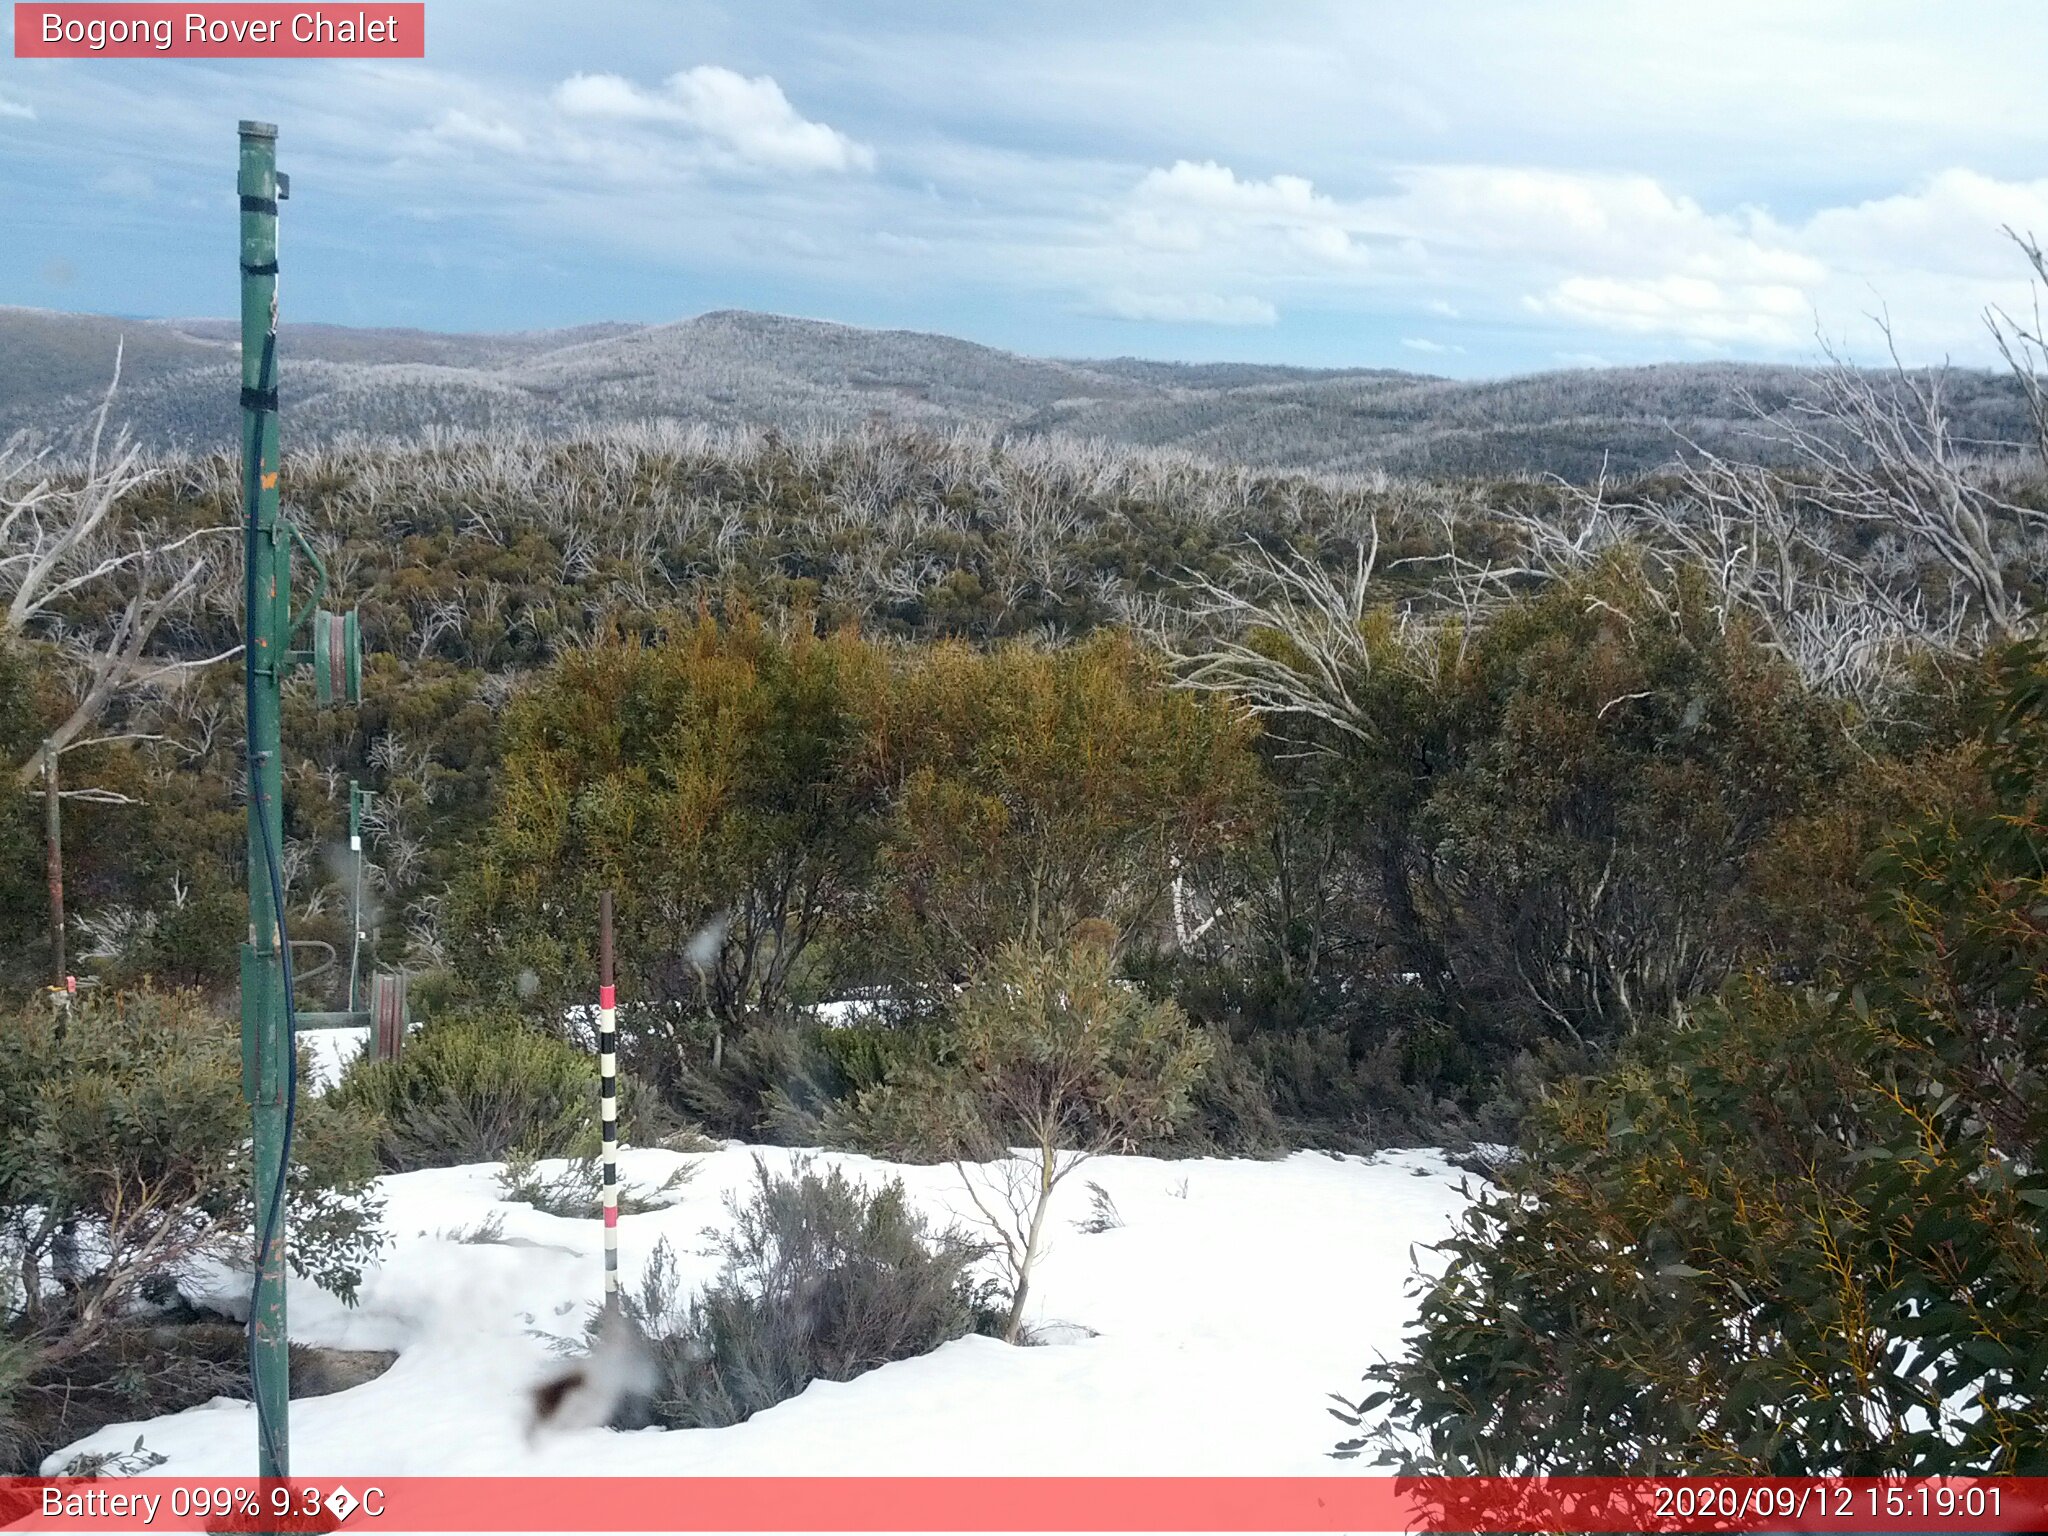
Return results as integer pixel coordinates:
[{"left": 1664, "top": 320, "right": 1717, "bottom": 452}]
[
  {"left": 348, "top": 781, "right": 368, "bottom": 1012},
  {"left": 238, "top": 117, "right": 291, "bottom": 1480}
]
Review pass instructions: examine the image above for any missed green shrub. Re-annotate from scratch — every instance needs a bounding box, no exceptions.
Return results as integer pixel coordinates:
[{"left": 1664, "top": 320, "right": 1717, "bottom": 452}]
[
  {"left": 0, "top": 988, "right": 383, "bottom": 1472},
  {"left": 621, "top": 1157, "right": 996, "bottom": 1429},
  {"left": 1349, "top": 642, "right": 2048, "bottom": 1475},
  {"left": 499, "top": 1153, "right": 693, "bottom": 1218},
  {"left": 332, "top": 1008, "right": 601, "bottom": 1170},
  {"left": 1234, "top": 1020, "right": 1557, "bottom": 1152},
  {"left": 1419, "top": 564, "right": 1842, "bottom": 1045},
  {"left": 1348, "top": 978, "right": 2046, "bottom": 1473},
  {"left": 846, "top": 941, "right": 1211, "bottom": 1339},
  {"left": 673, "top": 1018, "right": 855, "bottom": 1143},
  {"left": 2, "top": 988, "right": 382, "bottom": 1320},
  {"left": 0, "top": 643, "right": 47, "bottom": 996},
  {"left": 444, "top": 614, "right": 889, "bottom": 1027},
  {"left": 99, "top": 879, "right": 246, "bottom": 993},
  {"left": 1149, "top": 951, "right": 1539, "bottom": 1150},
  {"left": 669, "top": 1016, "right": 929, "bottom": 1145},
  {"left": 1201, "top": 553, "right": 1846, "bottom": 1125},
  {"left": 1163, "top": 1027, "right": 1287, "bottom": 1156}
]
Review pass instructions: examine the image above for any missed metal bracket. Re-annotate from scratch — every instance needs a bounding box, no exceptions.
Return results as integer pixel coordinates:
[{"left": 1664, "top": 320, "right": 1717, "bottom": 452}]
[
  {"left": 286, "top": 937, "right": 336, "bottom": 986},
  {"left": 239, "top": 944, "right": 286, "bottom": 1105},
  {"left": 285, "top": 519, "right": 330, "bottom": 630}
]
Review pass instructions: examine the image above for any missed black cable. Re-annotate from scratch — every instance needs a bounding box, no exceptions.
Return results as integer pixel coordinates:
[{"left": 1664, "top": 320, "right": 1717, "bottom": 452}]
[{"left": 241, "top": 323, "right": 299, "bottom": 1476}]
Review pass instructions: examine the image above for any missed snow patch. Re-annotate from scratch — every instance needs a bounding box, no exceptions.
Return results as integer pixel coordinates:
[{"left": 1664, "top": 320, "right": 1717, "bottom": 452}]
[{"left": 51, "top": 1144, "right": 1476, "bottom": 1476}]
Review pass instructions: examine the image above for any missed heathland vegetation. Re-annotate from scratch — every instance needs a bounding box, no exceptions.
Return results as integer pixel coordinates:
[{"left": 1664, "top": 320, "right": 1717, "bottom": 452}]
[{"left": 3, "top": 269, "right": 2047, "bottom": 1471}]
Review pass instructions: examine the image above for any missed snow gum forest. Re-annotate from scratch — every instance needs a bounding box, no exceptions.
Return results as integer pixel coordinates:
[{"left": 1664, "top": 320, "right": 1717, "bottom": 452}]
[{"left": 2, "top": 272, "right": 2046, "bottom": 1479}]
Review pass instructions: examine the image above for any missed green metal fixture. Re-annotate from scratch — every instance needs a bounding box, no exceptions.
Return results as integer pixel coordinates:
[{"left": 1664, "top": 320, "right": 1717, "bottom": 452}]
[
  {"left": 237, "top": 118, "right": 366, "bottom": 1480},
  {"left": 313, "top": 607, "right": 362, "bottom": 708}
]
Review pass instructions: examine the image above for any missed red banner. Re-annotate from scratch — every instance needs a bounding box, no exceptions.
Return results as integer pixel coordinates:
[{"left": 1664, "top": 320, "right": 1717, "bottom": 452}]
[
  {"left": 12, "top": 4, "right": 424, "bottom": 58},
  {"left": 0, "top": 1477, "right": 2044, "bottom": 1533}
]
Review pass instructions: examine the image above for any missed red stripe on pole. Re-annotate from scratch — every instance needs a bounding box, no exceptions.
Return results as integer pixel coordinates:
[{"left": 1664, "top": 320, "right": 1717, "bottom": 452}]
[
  {"left": 603, "top": 1205, "right": 619, "bottom": 1228},
  {"left": 14, "top": 5, "right": 425, "bottom": 57},
  {"left": 599, "top": 984, "right": 616, "bottom": 1011},
  {"left": 2, "top": 1478, "right": 2044, "bottom": 1533}
]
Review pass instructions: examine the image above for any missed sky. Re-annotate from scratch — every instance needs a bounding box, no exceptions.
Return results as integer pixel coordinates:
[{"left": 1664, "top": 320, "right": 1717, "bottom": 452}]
[{"left": 4, "top": 1, "right": 2048, "bottom": 376}]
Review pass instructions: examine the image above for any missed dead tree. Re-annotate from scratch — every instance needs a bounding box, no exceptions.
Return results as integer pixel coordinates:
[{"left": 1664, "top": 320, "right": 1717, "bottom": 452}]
[
  {"left": 0, "top": 352, "right": 234, "bottom": 982},
  {"left": 1164, "top": 523, "right": 1389, "bottom": 755},
  {"left": 1489, "top": 307, "right": 2048, "bottom": 711},
  {"left": 1989, "top": 226, "right": 2048, "bottom": 470}
]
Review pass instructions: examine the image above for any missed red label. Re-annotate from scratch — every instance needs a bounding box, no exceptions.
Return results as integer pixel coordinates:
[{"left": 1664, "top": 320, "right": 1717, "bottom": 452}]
[
  {"left": 0, "top": 1476, "right": 2042, "bottom": 1532},
  {"left": 13, "top": 4, "right": 425, "bottom": 57}
]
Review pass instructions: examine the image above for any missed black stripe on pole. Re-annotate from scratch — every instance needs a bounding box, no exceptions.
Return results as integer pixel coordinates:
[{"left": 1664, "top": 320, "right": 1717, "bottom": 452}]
[
  {"left": 241, "top": 195, "right": 279, "bottom": 215},
  {"left": 241, "top": 386, "right": 279, "bottom": 413}
]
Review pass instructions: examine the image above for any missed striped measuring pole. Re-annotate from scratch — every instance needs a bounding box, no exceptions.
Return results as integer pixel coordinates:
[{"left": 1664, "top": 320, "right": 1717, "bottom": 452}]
[{"left": 597, "top": 889, "right": 621, "bottom": 1302}]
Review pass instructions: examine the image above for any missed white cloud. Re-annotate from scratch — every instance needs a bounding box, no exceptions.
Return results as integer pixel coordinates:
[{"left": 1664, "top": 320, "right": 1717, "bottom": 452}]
[
  {"left": 1525, "top": 274, "right": 1812, "bottom": 346},
  {"left": 1124, "top": 160, "right": 1360, "bottom": 263},
  {"left": 552, "top": 73, "right": 650, "bottom": 119},
  {"left": 1401, "top": 337, "right": 1462, "bottom": 354},
  {"left": 1799, "top": 168, "right": 2048, "bottom": 277},
  {"left": 555, "top": 66, "right": 874, "bottom": 174},
  {"left": 1099, "top": 289, "right": 1278, "bottom": 326},
  {"left": 431, "top": 109, "right": 527, "bottom": 154},
  {"left": 1136, "top": 160, "right": 1332, "bottom": 220},
  {"left": 14, "top": 3, "right": 2046, "bottom": 372},
  {"left": 1381, "top": 166, "right": 1823, "bottom": 286},
  {"left": 1098, "top": 154, "right": 2048, "bottom": 357}
]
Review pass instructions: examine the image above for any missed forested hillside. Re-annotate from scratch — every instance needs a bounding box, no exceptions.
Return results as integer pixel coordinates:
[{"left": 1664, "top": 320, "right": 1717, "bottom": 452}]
[{"left": 4, "top": 304, "right": 2031, "bottom": 480}]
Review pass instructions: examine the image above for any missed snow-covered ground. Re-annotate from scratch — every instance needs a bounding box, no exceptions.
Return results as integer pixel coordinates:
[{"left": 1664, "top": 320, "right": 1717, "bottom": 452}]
[
  {"left": 302, "top": 1026, "right": 370, "bottom": 1092},
  {"left": 49, "top": 1143, "right": 1476, "bottom": 1477}
]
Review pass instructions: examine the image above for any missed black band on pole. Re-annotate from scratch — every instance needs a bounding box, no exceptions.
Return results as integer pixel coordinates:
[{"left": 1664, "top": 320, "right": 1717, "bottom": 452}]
[
  {"left": 240, "top": 195, "right": 279, "bottom": 216},
  {"left": 241, "top": 386, "right": 279, "bottom": 413},
  {"left": 241, "top": 260, "right": 279, "bottom": 276}
]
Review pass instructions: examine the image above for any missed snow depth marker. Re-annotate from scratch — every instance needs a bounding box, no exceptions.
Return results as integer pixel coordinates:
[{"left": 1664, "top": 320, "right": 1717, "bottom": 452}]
[{"left": 598, "top": 889, "right": 621, "bottom": 1301}]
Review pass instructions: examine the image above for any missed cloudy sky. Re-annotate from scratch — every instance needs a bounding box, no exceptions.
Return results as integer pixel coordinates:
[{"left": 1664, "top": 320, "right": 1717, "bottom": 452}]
[{"left": 4, "top": 0, "right": 2047, "bottom": 375}]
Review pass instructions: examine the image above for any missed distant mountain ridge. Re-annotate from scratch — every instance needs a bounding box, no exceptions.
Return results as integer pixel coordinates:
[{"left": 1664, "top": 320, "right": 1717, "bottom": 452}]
[{"left": 0, "top": 305, "right": 2030, "bottom": 481}]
